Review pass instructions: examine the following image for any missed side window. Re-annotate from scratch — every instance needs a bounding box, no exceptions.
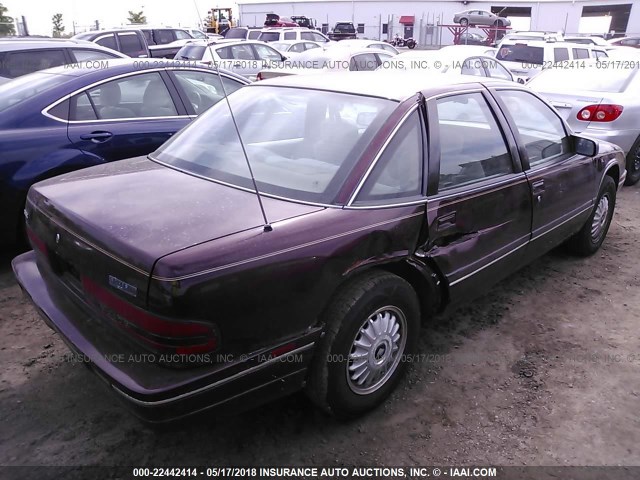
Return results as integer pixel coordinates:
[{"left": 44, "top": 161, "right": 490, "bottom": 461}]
[
  {"left": 291, "top": 43, "right": 305, "bottom": 53},
  {"left": 461, "top": 57, "right": 484, "bottom": 76},
  {"left": 174, "top": 30, "right": 192, "bottom": 40},
  {"left": 304, "top": 42, "right": 320, "bottom": 51},
  {"left": 71, "top": 49, "right": 120, "bottom": 62},
  {"left": 47, "top": 99, "right": 70, "bottom": 121},
  {"left": 79, "top": 72, "right": 177, "bottom": 120},
  {"left": 355, "top": 110, "right": 423, "bottom": 203},
  {"left": 301, "top": 32, "right": 314, "bottom": 41},
  {"left": 593, "top": 50, "right": 607, "bottom": 58},
  {"left": 284, "top": 31, "right": 296, "bottom": 40},
  {"left": 230, "top": 44, "right": 256, "bottom": 60},
  {"left": 312, "top": 33, "right": 329, "bottom": 43},
  {"left": 248, "top": 31, "right": 261, "bottom": 40},
  {"left": 349, "top": 53, "right": 378, "bottom": 71},
  {"left": 117, "top": 33, "right": 145, "bottom": 57},
  {"left": 69, "top": 92, "right": 98, "bottom": 121},
  {"left": 573, "top": 48, "right": 589, "bottom": 59},
  {"left": 95, "top": 34, "right": 117, "bottom": 50},
  {"left": 3, "top": 50, "right": 66, "bottom": 77},
  {"left": 253, "top": 44, "right": 282, "bottom": 61},
  {"left": 553, "top": 48, "right": 569, "bottom": 62},
  {"left": 216, "top": 46, "right": 232, "bottom": 59},
  {"left": 496, "top": 90, "right": 569, "bottom": 167},
  {"left": 173, "top": 70, "right": 243, "bottom": 114},
  {"left": 436, "top": 92, "right": 513, "bottom": 190},
  {"left": 357, "top": 23, "right": 365, "bottom": 34},
  {"left": 485, "top": 60, "right": 512, "bottom": 80},
  {"left": 155, "top": 30, "right": 175, "bottom": 45},
  {"left": 142, "top": 30, "right": 154, "bottom": 45}
]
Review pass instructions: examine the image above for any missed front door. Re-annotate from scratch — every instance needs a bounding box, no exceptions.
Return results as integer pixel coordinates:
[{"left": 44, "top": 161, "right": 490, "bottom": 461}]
[
  {"left": 423, "top": 89, "right": 533, "bottom": 302},
  {"left": 67, "top": 71, "right": 190, "bottom": 163},
  {"left": 491, "top": 88, "right": 598, "bottom": 257}
]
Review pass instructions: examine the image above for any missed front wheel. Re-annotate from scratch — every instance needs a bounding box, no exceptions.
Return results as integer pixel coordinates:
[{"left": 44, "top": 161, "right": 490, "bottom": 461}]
[
  {"left": 305, "top": 271, "right": 420, "bottom": 418},
  {"left": 624, "top": 136, "right": 640, "bottom": 186},
  {"left": 460, "top": 18, "right": 469, "bottom": 26},
  {"left": 566, "top": 176, "right": 616, "bottom": 256}
]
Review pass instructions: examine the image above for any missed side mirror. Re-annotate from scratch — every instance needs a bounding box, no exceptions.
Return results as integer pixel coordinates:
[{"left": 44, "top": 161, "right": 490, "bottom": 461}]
[{"left": 574, "top": 136, "right": 598, "bottom": 157}]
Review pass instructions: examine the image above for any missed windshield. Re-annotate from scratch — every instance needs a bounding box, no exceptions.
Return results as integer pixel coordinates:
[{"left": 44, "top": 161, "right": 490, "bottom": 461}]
[
  {"left": 0, "top": 72, "right": 71, "bottom": 113},
  {"left": 335, "top": 23, "right": 355, "bottom": 33},
  {"left": 529, "top": 65, "right": 638, "bottom": 93},
  {"left": 176, "top": 45, "right": 206, "bottom": 60},
  {"left": 496, "top": 44, "right": 544, "bottom": 64},
  {"left": 152, "top": 86, "right": 396, "bottom": 204},
  {"left": 191, "top": 30, "right": 207, "bottom": 39}
]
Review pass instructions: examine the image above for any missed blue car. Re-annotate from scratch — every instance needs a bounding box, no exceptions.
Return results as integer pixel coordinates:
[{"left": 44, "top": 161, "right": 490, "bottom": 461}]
[{"left": 0, "top": 59, "right": 249, "bottom": 245}]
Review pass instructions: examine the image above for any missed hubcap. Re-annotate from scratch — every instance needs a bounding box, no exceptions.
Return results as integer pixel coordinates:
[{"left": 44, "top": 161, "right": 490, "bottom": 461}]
[
  {"left": 633, "top": 146, "right": 640, "bottom": 173},
  {"left": 346, "top": 306, "right": 407, "bottom": 395},
  {"left": 590, "top": 194, "right": 610, "bottom": 241}
]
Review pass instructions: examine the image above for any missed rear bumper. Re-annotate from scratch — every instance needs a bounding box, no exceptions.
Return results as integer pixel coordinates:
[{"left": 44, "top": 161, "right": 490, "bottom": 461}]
[{"left": 12, "top": 251, "right": 320, "bottom": 423}]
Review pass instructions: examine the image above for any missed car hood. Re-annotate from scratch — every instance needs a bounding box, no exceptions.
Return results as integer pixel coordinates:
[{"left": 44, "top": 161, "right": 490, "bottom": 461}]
[{"left": 28, "top": 156, "right": 323, "bottom": 274}]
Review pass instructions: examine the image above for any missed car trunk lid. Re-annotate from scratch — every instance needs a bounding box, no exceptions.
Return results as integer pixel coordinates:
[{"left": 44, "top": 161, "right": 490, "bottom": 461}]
[{"left": 535, "top": 89, "right": 604, "bottom": 133}]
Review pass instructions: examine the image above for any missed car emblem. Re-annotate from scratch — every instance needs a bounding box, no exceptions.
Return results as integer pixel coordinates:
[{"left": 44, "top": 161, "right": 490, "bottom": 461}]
[
  {"left": 23, "top": 209, "right": 30, "bottom": 221},
  {"left": 108, "top": 275, "right": 138, "bottom": 298},
  {"left": 55, "top": 233, "right": 61, "bottom": 245}
]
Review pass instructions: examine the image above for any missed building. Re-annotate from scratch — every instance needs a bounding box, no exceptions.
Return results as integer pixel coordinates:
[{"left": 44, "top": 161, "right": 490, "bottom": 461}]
[{"left": 237, "top": 0, "right": 640, "bottom": 45}]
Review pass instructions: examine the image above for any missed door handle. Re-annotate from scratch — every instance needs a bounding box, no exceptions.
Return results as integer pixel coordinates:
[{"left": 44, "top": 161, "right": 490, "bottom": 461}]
[
  {"left": 80, "top": 131, "right": 113, "bottom": 143},
  {"left": 531, "top": 179, "right": 545, "bottom": 197},
  {"left": 436, "top": 211, "right": 457, "bottom": 231}
]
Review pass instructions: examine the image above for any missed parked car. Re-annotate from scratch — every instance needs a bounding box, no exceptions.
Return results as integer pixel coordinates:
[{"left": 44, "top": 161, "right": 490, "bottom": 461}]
[
  {"left": 528, "top": 60, "right": 640, "bottom": 185},
  {"left": 223, "top": 27, "right": 262, "bottom": 41},
  {"left": 453, "top": 10, "right": 511, "bottom": 27},
  {"left": 0, "top": 38, "right": 127, "bottom": 83},
  {"left": 269, "top": 40, "right": 323, "bottom": 55},
  {"left": 393, "top": 50, "right": 516, "bottom": 82},
  {"left": 174, "top": 40, "right": 286, "bottom": 80},
  {"left": 264, "top": 14, "right": 298, "bottom": 27},
  {"left": 258, "top": 27, "right": 331, "bottom": 45},
  {"left": 290, "top": 16, "right": 317, "bottom": 29},
  {"left": 328, "top": 22, "right": 358, "bottom": 41},
  {"left": 0, "top": 59, "right": 248, "bottom": 246},
  {"left": 72, "top": 29, "right": 149, "bottom": 58},
  {"left": 137, "top": 27, "right": 195, "bottom": 58},
  {"left": 13, "top": 72, "right": 625, "bottom": 422},
  {"left": 459, "top": 32, "right": 488, "bottom": 45},
  {"left": 608, "top": 36, "right": 640, "bottom": 48},
  {"left": 330, "top": 39, "right": 399, "bottom": 55},
  {"left": 257, "top": 47, "right": 393, "bottom": 80},
  {"left": 495, "top": 40, "right": 609, "bottom": 80}
]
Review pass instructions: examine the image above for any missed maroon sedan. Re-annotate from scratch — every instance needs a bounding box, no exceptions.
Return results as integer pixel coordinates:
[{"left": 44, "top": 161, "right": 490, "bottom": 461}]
[{"left": 13, "top": 72, "right": 626, "bottom": 422}]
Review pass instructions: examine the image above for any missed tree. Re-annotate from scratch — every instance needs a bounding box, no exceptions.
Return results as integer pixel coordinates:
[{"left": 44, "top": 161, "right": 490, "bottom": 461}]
[
  {"left": 0, "top": 3, "right": 15, "bottom": 36},
  {"left": 52, "top": 13, "right": 65, "bottom": 38},
  {"left": 127, "top": 10, "right": 146, "bottom": 24}
]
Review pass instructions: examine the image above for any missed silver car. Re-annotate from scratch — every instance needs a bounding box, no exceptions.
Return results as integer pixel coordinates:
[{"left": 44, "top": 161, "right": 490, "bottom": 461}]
[
  {"left": 453, "top": 10, "right": 511, "bottom": 27},
  {"left": 528, "top": 60, "right": 640, "bottom": 185}
]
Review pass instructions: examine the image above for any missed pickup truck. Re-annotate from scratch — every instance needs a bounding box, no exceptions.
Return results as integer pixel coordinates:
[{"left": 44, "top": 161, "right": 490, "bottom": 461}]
[{"left": 327, "top": 22, "right": 357, "bottom": 41}]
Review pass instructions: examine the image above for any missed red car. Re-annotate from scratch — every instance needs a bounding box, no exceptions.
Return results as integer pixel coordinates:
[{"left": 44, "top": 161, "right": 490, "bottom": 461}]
[{"left": 264, "top": 14, "right": 298, "bottom": 27}]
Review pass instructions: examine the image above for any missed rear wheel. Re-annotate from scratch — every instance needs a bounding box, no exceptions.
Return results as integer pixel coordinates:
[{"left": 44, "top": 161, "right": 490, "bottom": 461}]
[
  {"left": 306, "top": 271, "right": 420, "bottom": 418},
  {"left": 566, "top": 175, "right": 616, "bottom": 256},
  {"left": 624, "top": 136, "right": 640, "bottom": 186}
]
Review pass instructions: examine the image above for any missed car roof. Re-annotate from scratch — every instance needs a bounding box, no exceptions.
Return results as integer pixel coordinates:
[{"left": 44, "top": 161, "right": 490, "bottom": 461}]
[
  {"left": 253, "top": 70, "right": 513, "bottom": 101},
  {"left": 500, "top": 39, "right": 599, "bottom": 48},
  {"left": 0, "top": 38, "right": 125, "bottom": 53}
]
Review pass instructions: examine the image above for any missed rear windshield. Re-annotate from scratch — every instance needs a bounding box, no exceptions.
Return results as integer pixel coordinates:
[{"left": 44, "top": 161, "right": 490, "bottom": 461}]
[
  {"left": 176, "top": 45, "right": 206, "bottom": 60},
  {"left": 0, "top": 71, "right": 70, "bottom": 112},
  {"left": 152, "top": 86, "right": 396, "bottom": 204},
  {"left": 496, "top": 44, "right": 544, "bottom": 64},
  {"left": 225, "top": 29, "right": 247, "bottom": 39},
  {"left": 529, "top": 66, "right": 638, "bottom": 93},
  {"left": 258, "top": 32, "right": 280, "bottom": 42},
  {"left": 335, "top": 23, "right": 356, "bottom": 33}
]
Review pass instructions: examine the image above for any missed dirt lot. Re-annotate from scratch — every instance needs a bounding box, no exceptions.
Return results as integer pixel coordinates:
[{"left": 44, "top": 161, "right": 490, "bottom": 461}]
[{"left": 1, "top": 185, "right": 639, "bottom": 472}]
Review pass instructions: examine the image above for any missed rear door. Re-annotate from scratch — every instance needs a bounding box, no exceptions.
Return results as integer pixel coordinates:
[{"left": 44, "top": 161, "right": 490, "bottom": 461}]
[
  {"left": 94, "top": 33, "right": 118, "bottom": 51},
  {"left": 116, "top": 31, "right": 148, "bottom": 58},
  {"left": 492, "top": 88, "right": 598, "bottom": 256},
  {"left": 66, "top": 71, "right": 189, "bottom": 163},
  {"left": 423, "top": 88, "right": 532, "bottom": 302}
]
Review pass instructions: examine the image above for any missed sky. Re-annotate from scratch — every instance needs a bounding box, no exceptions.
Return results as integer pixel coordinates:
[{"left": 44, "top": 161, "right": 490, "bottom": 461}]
[{"left": 3, "top": 0, "right": 237, "bottom": 36}]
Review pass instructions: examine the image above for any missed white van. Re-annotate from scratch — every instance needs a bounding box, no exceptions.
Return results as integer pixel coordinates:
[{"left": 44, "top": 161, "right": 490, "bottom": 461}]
[
  {"left": 495, "top": 40, "right": 609, "bottom": 80},
  {"left": 258, "top": 27, "right": 331, "bottom": 45}
]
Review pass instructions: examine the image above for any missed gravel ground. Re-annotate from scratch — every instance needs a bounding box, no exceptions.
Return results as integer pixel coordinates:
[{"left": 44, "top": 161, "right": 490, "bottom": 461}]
[{"left": 1, "top": 185, "right": 639, "bottom": 472}]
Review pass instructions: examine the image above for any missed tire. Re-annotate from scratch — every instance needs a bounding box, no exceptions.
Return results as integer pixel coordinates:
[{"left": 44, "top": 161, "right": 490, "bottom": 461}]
[
  {"left": 460, "top": 18, "right": 469, "bottom": 26},
  {"left": 408, "top": 41, "right": 416, "bottom": 49},
  {"left": 566, "top": 175, "right": 616, "bottom": 256},
  {"left": 495, "top": 20, "right": 504, "bottom": 27},
  {"left": 305, "top": 270, "right": 420, "bottom": 418},
  {"left": 624, "top": 136, "right": 640, "bottom": 186}
]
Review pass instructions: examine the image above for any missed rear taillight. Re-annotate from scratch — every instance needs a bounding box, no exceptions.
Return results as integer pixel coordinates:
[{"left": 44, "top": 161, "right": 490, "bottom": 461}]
[
  {"left": 26, "top": 227, "right": 48, "bottom": 258},
  {"left": 81, "top": 276, "right": 218, "bottom": 355},
  {"left": 256, "top": 72, "right": 264, "bottom": 81},
  {"left": 577, "top": 104, "right": 624, "bottom": 122}
]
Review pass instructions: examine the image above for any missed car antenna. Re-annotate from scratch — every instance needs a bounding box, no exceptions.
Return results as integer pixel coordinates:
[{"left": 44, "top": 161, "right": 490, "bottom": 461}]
[{"left": 191, "top": 1, "right": 273, "bottom": 232}]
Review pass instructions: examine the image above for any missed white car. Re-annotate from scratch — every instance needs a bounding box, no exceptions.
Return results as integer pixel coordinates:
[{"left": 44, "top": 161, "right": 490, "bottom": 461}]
[
  {"left": 257, "top": 47, "right": 394, "bottom": 80},
  {"left": 328, "top": 39, "right": 399, "bottom": 55},
  {"left": 258, "top": 27, "right": 331, "bottom": 45},
  {"left": 175, "top": 40, "right": 286, "bottom": 81}
]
